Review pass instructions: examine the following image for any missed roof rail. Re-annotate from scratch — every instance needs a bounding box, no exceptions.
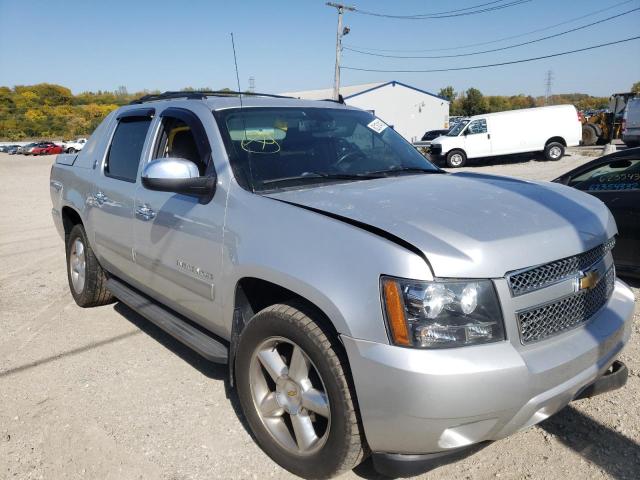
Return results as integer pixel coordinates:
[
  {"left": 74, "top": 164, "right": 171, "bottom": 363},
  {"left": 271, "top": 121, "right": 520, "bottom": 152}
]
[{"left": 129, "top": 90, "right": 295, "bottom": 105}]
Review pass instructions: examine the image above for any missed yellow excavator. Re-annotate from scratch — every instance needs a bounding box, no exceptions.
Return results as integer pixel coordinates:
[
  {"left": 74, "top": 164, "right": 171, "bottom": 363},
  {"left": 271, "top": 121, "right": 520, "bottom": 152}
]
[{"left": 581, "top": 92, "right": 635, "bottom": 145}]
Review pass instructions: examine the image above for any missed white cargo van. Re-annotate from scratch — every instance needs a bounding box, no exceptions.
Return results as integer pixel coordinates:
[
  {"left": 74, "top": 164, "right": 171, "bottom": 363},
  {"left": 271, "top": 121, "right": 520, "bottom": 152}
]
[{"left": 429, "top": 105, "right": 582, "bottom": 167}]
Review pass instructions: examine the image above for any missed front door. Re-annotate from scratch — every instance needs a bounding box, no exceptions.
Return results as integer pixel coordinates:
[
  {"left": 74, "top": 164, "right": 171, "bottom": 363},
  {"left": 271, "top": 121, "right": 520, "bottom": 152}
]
[
  {"left": 90, "top": 111, "right": 153, "bottom": 280},
  {"left": 133, "top": 107, "right": 226, "bottom": 334},
  {"left": 463, "top": 119, "right": 492, "bottom": 158}
]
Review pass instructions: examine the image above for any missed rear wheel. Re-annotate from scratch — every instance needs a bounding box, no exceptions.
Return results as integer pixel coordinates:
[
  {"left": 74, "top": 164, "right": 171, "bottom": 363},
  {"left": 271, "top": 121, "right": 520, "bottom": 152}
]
[
  {"left": 67, "top": 147, "right": 76, "bottom": 154},
  {"left": 544, "top": 142, "right": 565, "bottom": 161},
  {"left": 446, "top": 149, "right": 467, "bottom": 168},
  {"left": 66, "top": 224, "right": 114, "bottom": 307},
  {"left": 235, "top": 303, "right": 365, "bottom": 478}
]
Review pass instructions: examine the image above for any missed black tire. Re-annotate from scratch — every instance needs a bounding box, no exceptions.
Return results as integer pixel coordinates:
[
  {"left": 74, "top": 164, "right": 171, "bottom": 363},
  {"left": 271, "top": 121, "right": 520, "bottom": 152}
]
[
  {"left": 67, "top": 147, "right": 76, "bottom": 154},
  {"left": 66, "top": 224, "right": 114, "bottom": 307},
  {"left": 445, "top": 149, "right": 467, "bottom": 168},
  {"left": 581, "top": 125, "right": 597, "bottom": 146},
  {"left": 544, "top": 142, "right": 565, "bottom": 161},
  {"left": 235, "top": 303, "right": 365, "bottom": 479}
]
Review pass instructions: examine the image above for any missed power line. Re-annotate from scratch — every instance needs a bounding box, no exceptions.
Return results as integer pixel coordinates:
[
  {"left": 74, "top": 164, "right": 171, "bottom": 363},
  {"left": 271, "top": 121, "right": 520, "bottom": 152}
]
[
  {"left": 342, "top": 35, "right": 640, "bottom": 72},
  {"left": 344, "top": 0, "right": 636, "bottom": 52},
  {"left": 343, "top": 7, "right": 640, "bottom": 59},
  {"left": 353, "top": 0, "right": 531, "bottom": 20}
]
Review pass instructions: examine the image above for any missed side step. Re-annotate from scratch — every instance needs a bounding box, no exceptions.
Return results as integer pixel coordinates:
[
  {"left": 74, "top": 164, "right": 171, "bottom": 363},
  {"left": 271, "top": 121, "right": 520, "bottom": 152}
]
[{"left": 107, "top": 277, "right": 228, "bottom": 364}]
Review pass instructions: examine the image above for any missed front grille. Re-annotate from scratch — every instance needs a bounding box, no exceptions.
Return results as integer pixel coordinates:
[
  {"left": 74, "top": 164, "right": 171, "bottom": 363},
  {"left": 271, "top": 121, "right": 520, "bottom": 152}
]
[
  {"left": 507, "top": 238, "right": 615, "bottom": 296},
  {"left": 517, "top": 267, "right": 615, "bottom": 344},
  {"left": 429, "top": 144, "right": 442, "bottom": 156}
]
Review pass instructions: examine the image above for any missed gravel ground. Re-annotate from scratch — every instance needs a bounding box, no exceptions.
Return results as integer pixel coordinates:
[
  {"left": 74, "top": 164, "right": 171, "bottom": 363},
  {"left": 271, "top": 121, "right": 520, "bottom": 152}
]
[{"left": 0, "top": 149, "right": 638, "bottom": 480}]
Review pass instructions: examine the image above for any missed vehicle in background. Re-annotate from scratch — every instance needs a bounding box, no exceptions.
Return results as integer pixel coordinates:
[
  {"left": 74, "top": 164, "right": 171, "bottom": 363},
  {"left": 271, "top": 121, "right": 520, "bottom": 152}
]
[
  {"left": 0, "top": 144, "right": 20, "bottom": 153},
  {"left": 581, "top": 92, "right": 636, "bottom": 146},
  {"left": 554, "top": 147, "right": 640, "bottom": 278},
  {"left": 430, "top": 105, "right": 582, "bottom": 168},
  {"left": 62, "top": 138, "right": 87, "bottom": 153},
  {"left": 7, "top": 145, "right": 20, "bottom": 154},
  {"left": 30, "top": 142, "right": 64, "bottom": 156},
  {"left": 17, "top": 142, "right": 38, "bottom": 155},
  {"left": 420, "top": 128, "right": 450, "bottom": 142},
  {"left": 622, "top": 97, "right": 640, "bottom": 147}
]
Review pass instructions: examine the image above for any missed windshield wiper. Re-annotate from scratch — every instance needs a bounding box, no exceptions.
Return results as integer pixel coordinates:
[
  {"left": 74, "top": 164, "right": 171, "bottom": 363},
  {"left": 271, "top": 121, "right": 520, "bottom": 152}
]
[
  {"left": 365, "top": 166, "right": 444, "bottom": 176},
  {"left": 260, "top": 171, "right": 381, "bottom": 186}
]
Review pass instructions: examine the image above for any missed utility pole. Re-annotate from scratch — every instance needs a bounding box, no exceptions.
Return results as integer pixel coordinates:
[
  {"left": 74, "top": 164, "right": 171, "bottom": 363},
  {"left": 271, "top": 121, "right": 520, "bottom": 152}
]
[
  {"left": 327, "top": 2, "right": 355, "bottom": 100},
  {"left": 544, "top": 70, "right": 553, "bottom": 106}
]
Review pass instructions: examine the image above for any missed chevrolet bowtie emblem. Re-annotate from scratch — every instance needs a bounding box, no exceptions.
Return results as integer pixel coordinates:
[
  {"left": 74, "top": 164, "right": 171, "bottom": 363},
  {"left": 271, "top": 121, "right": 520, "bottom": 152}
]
[{"left": 578, "top": 269, "right": 601, "bottom": 291}]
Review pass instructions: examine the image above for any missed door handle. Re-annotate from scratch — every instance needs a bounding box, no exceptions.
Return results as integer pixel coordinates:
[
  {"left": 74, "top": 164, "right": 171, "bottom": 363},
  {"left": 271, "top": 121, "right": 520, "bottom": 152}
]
[
  {"left": 94, "top": 191, "right": 106, "bottom": 205},
  {"left": 487, "top": 133, "right": 491, "bottom": 139},
  {"left": 135, "top": 204, "right": 156, "bottom": 221}
]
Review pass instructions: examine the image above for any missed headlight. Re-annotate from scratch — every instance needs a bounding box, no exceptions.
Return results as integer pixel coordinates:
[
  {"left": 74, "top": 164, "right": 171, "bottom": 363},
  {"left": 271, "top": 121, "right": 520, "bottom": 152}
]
[{"left": 381, "top": 276, "right": 505, "bottom": 348}]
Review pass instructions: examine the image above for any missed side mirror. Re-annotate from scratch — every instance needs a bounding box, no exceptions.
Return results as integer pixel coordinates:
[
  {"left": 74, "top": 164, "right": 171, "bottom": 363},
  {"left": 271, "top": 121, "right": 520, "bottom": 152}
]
[{"left": 141, "top": 158, "right": 215, "bottom": 198}]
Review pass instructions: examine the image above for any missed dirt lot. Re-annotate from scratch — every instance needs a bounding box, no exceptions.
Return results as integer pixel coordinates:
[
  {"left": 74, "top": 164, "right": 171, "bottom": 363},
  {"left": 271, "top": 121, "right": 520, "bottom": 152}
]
[{"left": 1, "top": 149, "right": 638, "bottom": 480}]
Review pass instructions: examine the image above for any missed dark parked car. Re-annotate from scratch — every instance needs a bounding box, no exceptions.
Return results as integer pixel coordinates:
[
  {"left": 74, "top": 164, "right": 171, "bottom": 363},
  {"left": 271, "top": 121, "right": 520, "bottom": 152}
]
[
  {"left": 0, "top": 144, "right": 20, "bottom": 153},
  {"left": 420, "top": 128, "right": 450, "bottom": 142},
  {"left": 554, "top": 147, "right": 640, "bottom": 278}
]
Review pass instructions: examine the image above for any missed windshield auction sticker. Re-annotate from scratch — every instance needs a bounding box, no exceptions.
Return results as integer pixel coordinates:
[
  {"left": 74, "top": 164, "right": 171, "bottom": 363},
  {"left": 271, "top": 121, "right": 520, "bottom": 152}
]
[{"left": 367, "top": 118, "right": 388, "bottom": 134}]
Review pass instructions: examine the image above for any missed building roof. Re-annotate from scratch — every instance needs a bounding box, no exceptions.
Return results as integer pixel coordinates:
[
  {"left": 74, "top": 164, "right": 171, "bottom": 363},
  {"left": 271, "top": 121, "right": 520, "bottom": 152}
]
[{"left": 281, "top": 80, "right": 448, "bottom": 102}]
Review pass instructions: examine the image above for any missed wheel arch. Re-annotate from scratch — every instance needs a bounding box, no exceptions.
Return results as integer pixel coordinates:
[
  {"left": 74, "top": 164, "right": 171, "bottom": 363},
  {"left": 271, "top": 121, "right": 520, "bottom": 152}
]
[
  {"left": 61, "top": 205, "right": 83, "bottom": 239},
  {"left": 229, "top": 276, "right": 345, "bottom": 386},
  {"left": 545, "top": 136, "right": 566, "bottom": 147}
]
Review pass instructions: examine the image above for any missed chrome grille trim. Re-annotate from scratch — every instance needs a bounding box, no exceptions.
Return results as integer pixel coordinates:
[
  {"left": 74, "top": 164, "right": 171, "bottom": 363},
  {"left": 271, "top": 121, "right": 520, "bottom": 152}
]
[
  {"left": 516, "top": 267, "right": 615, "bottom": 345},
  {"left": 507, "top": 237, "right": 615, "bottom": 297}
]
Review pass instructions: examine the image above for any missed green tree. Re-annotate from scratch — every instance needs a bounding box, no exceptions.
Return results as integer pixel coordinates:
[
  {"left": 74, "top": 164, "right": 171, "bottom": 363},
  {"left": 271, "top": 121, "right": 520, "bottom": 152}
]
[
  {"left": 460, "top": 88, "right": 488, "bottom": 116},
  {"left": 632, "top": 81, "right": 640, "bottom": 94},
  {"left": 438, "top": 86, "right": 456, "bottom": 102}
]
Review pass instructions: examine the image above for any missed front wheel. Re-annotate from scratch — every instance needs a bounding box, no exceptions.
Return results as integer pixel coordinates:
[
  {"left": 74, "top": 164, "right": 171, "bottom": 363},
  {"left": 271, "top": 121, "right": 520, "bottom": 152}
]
[
  {"left": 235, "top": 303, "right": 365, "bottom": 478},
  {"left": 67, "top": 147, "right": 76, "bottom": 154},
  {"left": 544, "top": 142, "right": 565, "bottom": 161},
  {"left": 446, "top": 149, "right": 467, "bottom": 168}
]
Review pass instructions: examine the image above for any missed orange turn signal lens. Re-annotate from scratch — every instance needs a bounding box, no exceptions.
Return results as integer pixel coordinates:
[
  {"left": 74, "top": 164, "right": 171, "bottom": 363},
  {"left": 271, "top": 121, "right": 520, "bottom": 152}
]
[{"left": 382, "top": 279, "right": 410, "bottom": 346}]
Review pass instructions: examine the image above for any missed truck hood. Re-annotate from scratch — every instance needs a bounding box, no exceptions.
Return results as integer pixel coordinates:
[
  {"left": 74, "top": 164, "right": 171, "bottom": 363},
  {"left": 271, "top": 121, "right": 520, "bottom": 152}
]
[{"left": 265, "top": 172, "right": 617, "bottom": 278}]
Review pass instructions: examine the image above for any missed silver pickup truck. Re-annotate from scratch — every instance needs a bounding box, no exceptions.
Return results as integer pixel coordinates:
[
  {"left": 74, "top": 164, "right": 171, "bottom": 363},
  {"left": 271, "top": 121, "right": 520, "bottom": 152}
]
[{"left": 50, "top": 91, "right": 635, "bottom": 478}]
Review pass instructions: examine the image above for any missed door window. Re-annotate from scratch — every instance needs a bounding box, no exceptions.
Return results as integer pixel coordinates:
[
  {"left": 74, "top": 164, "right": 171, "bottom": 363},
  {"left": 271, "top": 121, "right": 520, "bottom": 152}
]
[
  {"left": 105, "top": 117, "right": 152, "bottom": 182},
  {"left": 568, "top": 159, "right": 640, "bottom": 192},
  {"left": 154, "top": 117, "right": 206, "bottom": 175},
  {"left": 466, "top": 119, "right": 487, "bottom": 135}
]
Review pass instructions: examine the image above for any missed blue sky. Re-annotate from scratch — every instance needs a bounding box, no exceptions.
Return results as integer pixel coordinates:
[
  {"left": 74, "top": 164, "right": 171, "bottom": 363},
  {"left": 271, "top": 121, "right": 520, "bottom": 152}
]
[{"left": 1, "top": 0, "right": 638, "bottom": 97}]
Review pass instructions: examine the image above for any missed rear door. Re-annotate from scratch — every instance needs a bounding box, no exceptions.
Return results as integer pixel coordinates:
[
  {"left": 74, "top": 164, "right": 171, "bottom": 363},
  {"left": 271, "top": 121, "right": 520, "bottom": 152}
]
[
  {"left": 90, "top": 109, "right": 154, "bottom": 280},
  {"left": 463, "top": 119, "right": 491, "bottom": 158},
  {"left": 568, "top": 157, "right": 640, "bottom": 275}
]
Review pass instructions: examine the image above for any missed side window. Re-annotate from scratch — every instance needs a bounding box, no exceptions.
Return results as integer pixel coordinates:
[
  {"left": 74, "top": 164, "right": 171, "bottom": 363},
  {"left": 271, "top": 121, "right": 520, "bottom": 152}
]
[
  {"left": 154, "top": 117, "right": 205, "bottom": 175},
  {"left": 105, "top": 117, "right": 152, "bottom": 182},
  {"left": 569, "top": 159, "right": 640, "bottom": 192},
  {"left": 466, "top": 119, "right": 487, "bottom": 135}
]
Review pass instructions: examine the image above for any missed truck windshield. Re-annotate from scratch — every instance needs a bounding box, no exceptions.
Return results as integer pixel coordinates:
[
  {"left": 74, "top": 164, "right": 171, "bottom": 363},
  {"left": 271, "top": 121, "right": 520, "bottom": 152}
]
[
  {"left": 215, "top": 107, "right": 439, "bottom": 191},
  {"left": 447, "top": 119, "right": 470, "bottom": 136}
]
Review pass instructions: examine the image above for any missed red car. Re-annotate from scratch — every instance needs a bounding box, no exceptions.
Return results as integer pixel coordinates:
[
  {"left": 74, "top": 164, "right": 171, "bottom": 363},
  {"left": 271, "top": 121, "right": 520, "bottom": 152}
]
[{"left": 29, "top": 142, "right": 64, "bottom": 156}]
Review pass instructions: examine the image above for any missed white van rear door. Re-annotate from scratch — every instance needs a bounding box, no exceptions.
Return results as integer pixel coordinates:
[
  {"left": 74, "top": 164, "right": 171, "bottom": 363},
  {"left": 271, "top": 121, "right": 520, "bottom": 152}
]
[{"left": 463, "top": 119, "right": 491, "bottom": 158}]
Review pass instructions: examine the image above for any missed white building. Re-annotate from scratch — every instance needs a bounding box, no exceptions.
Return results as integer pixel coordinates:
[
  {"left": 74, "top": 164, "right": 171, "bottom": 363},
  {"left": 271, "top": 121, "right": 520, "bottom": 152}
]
[{"left": 281, "top": 81, "right": 450, "bottom": 142}]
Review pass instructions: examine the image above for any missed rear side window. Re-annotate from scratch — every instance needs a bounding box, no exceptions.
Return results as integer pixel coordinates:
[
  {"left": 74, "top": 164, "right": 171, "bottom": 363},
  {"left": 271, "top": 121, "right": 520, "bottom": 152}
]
[
  {"left": 569, "top": 158, "right": 640, "bottom": 191},
  {"left": 105, "top": 117, "right": 152, "bottom": 182}
]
